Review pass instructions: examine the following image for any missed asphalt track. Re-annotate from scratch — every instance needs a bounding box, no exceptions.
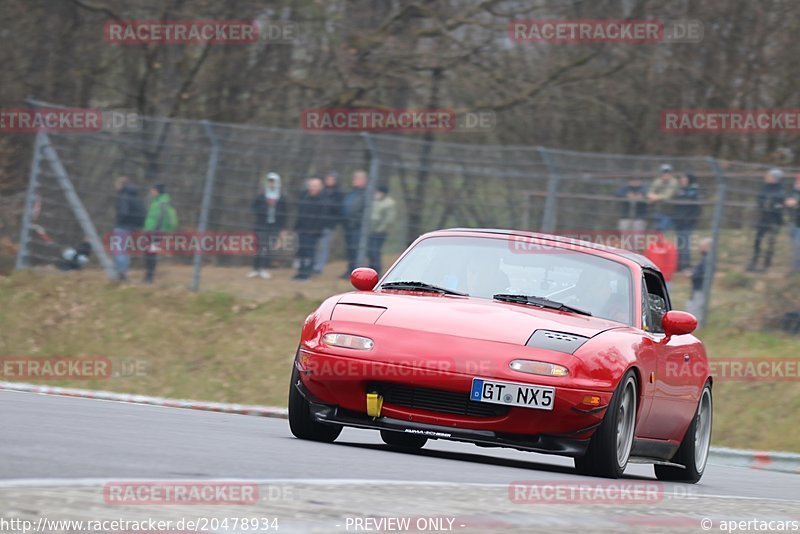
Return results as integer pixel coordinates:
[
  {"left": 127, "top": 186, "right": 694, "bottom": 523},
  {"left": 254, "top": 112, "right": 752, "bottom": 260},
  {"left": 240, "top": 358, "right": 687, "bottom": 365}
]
[{"left": 2, "top": 390, "right": 799, "bottom": 532}]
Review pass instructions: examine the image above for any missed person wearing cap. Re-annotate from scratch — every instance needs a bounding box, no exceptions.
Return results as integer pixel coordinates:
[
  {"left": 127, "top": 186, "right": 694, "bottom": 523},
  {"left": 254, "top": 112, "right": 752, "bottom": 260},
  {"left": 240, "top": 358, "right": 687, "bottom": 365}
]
[
  {"left": 786, "top": 174, "right": 800, "bottom": 273},
  {"left": 142, "top": 183, "right": 177, "bottom": 284},
  {"left": 367, "top": 184, "right": 396, "bottom": 274},
  {"left": 646, "top": 164, "right": 679, "bottom": 231},
  {"left": 672, "top": 173, "right": 702, "bottom": 271},
  {"left": 249, "top": 172, "right": 287, "bottom": 279},
  {"left": 313, "top": 171, "right": 343, "bottom": 276},
  {"left": 747, "top": 168, "right": 786, "bottom": 272}
]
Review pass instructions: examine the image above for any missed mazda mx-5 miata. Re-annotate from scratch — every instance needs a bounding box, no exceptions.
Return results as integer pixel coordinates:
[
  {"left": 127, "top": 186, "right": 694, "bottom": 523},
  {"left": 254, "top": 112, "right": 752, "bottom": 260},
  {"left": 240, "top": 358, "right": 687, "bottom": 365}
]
[{"left": 288, "top": 229, "right": 713, "bottom": 482}]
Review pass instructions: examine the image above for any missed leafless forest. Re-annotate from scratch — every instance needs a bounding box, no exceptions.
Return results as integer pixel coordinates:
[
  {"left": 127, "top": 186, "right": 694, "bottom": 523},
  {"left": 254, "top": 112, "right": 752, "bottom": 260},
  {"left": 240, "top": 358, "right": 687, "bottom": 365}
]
[{"left": 2, "top": 0, "right": 800, "bottom": 196}]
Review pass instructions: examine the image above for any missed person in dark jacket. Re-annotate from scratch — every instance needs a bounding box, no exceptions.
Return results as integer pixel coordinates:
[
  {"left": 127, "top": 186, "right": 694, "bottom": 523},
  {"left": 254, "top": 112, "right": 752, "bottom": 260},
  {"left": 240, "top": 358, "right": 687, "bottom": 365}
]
[
  {"left": 673, "top": 173, "right": 701, "bottom": 271},
  {"left": 113, "top": 176, "right": 143, "bottom": 281},
  {"left": 293, "top": 178, "right": 325, "bottom": 280},
  {"left": 313, "top": 171, "right": 343, "bottom": 276},
  {"left": 786, "top": 174, "right": 800, "bottom": 273},
  {"left": 249, "top": 172, "right": 287, "bottom": 280},
  {"left": 686, "top": 237, "right": 712, "bottom": 318},
  {"left": 747, "top": 169, "right": 786, "bottom": 272},
  {"left": 341, "top": 170, "right": 368, "bottom": 277},
  {"left": 616, "top": 177, "right": 648, "bottom": 236}
]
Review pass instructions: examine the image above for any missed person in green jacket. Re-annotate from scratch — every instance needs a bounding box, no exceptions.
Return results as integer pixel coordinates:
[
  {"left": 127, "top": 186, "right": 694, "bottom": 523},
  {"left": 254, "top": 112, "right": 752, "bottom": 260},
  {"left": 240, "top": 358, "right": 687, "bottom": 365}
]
[
  {"left": 367, "top": 184, "right": 396, "bottom": 274},
  {"left": 143, "top": 183, "right": 177, "bottom": 284}
]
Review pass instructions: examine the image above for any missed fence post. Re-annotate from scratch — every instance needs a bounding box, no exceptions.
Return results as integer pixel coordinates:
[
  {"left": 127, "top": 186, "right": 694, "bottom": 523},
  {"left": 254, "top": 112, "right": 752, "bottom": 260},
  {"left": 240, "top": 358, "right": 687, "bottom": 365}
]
[
  {"left": 538, "top": 147, "right": 561, "bottom": 232},
  {"left": 37, "top": 132, "right": 117, "bottom": 279},
  {"left": 700, "top": 156, "right": 728, "bottom": 327},
  {"left": 15, "top": 131, "right": 45, "bottom": 270},
  {"left": 357, "top": 133, "right": 380, "bottom": 269},
  {"left": 191, "top": 120, "right": 220, "bottom": 292}
]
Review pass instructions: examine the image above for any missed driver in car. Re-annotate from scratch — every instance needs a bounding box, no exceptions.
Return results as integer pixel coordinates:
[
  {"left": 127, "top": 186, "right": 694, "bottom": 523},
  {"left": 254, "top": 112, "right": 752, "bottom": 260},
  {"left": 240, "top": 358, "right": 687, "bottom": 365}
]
[{"left": 575, "top": 270, "right": 628, "bottom": 323}]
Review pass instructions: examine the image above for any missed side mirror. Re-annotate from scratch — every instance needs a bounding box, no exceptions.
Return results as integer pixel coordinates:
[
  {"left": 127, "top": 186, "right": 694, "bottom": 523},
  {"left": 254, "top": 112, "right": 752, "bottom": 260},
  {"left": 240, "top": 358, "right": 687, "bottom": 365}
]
[
  {"left": 662, "top": 310, "right": 698, "bottom": 338},
  {"left": 350, "top": 268, "right": 379, "bottom": 291}
]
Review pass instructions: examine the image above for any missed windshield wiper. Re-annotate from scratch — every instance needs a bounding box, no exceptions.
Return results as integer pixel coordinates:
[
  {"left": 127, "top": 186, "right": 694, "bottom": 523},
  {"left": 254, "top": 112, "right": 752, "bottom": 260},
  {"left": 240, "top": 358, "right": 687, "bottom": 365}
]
[
  {"left": 493, "top": 293, "right": 592, "bottom": 316},
  {"left": 380, "top": 281, "right": 468, "bottom": 296}
]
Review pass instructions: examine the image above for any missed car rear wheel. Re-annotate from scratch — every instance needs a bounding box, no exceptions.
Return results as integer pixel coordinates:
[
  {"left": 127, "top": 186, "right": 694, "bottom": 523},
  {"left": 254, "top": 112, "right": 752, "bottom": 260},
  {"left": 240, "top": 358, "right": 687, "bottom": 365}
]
[
  {"left": 380, "top": 430, "right": 428, "bottom": 450},
  {"left": 574, "top": 370, "right": 637, "bottom": 479},
  {"left": 654, "top": 382, "right": 712, "bottom": 483},
  {"left": 288, "top": 365, "right": 342, "bottom": 443}
]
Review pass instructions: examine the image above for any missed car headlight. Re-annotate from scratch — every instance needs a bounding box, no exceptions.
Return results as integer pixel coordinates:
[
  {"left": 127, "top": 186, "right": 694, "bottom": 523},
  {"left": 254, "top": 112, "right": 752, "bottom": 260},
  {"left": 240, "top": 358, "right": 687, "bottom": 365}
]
[
  {"left": 509, "top": 359, "right": 569, "bottom": 377},
  {"left": 322, "top": 333, "right": 375, "bottom": 350}
]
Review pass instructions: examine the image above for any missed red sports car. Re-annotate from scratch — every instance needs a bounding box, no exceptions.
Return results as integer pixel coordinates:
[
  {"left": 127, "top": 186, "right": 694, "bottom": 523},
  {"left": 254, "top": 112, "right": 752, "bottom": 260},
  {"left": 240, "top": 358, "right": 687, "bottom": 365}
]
[{"left": 288, "top": 229, "right": 713, "bottom": 482}]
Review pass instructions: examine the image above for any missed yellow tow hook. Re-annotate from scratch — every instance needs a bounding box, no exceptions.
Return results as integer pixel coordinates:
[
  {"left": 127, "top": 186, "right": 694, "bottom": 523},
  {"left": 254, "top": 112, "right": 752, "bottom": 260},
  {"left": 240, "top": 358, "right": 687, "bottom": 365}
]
[{"left": 366, "top": 392, "right": 383, "bottom": 418}]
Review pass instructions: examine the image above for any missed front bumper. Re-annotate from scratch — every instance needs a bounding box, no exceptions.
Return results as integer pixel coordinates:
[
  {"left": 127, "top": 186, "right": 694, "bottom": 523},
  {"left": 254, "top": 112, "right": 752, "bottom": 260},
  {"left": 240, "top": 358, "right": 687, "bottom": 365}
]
[{"left": 295, "top": 368, "right": 596, "bottom": 458}]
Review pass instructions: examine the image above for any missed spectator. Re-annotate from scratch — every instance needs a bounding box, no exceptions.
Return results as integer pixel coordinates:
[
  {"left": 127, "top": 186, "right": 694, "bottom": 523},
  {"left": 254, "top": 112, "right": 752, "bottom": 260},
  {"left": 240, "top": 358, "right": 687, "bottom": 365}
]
[
  {"left": 747, "top": 168, "right": 786, "bottom": 272},
  {"left": 647, "top": 164, "right": 679, "bottom": 231},
  {"left": 113, "top": 176, "right": 145, "bottom": 281},
  {"left": 143, "top": 183, "right": 178, "bottom": 284},
  {"left": 313, "top": 171, "right": 343, "bottom": 276},
  {"left": 673, "top": 173, "right": 701, "bottom": 271},
  {"left": 644, "top": 233, "right": 677, "bottom": 291},
  {"left": 248, "top": 172, "right": 287, "bottom": 280},
  {"left": 341, "top": 170, "right": 368, "bottom": 277},
  {"left": 687, "top": 237, "right": 713, "bottom": 318},
  {"left": 786, "top": 174, "right": 800, "bottom": 273},
  {"left": 368, "top": 184, "right": 396, "bottom": 274},
  {"left": 293, "top": 177, "right": 325, "bottom": 280},
  {"left": 616, "top": 177, "right": 648, "bottom": 235}
]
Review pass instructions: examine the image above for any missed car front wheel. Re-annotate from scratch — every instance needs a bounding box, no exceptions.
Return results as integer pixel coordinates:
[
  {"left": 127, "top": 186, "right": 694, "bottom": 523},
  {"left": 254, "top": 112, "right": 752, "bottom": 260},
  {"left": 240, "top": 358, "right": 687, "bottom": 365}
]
[
  {"left": 288, "top": 365, "right": 342, "bottom": 443},
  {"left": 574, "top": 370, "right": 638, "bottom": 479}
]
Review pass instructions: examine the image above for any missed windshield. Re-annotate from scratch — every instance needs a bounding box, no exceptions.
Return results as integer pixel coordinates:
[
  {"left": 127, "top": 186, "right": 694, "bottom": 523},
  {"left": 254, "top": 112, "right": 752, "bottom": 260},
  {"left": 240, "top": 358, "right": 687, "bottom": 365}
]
[{"left": 382, "top": 235, "right": 633, "bottom": 324}]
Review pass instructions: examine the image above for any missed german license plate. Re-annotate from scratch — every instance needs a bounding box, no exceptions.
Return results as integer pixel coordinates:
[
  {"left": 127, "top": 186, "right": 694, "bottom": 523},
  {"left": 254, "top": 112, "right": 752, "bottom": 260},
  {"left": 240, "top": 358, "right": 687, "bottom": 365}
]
[{"left": 470, "top": 378, "right": 555, "bottom": 411}]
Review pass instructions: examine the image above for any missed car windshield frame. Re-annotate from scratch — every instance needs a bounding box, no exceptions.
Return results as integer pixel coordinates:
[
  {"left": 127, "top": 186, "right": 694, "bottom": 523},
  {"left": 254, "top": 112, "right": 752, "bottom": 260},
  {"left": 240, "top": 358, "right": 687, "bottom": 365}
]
[{"left": 380, "top": 234, "right": 636, "bottom": 325}]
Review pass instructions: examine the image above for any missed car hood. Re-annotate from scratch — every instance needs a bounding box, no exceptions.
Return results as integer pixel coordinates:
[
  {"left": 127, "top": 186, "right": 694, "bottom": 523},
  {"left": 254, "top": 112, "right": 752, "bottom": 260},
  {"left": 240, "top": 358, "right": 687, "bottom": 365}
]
[{"left": 335, "top": 291, "right": 623, "bottom": 345}]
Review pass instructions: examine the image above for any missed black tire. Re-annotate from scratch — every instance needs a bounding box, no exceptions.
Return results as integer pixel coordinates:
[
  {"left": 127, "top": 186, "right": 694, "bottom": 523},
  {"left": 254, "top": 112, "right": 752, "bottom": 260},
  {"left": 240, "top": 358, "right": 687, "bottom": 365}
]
[
  {"left": 654, "top": 382, "right": 712, "bottom": 483},
  {"left": 574, "top": 370, "right": 638, "bottom": 479},
  {"left": 380, "top": 430, "right": 428, "bottom": 450},
  {"left": 288, "top": 365, "right": 342, "bottom": 443}
]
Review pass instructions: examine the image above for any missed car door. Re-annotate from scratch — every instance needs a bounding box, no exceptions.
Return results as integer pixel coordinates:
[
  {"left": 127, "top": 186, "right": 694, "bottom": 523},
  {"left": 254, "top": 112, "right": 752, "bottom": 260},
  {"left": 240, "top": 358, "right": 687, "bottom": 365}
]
[{"left": 635, "top": 270, "right": 699, "bottom": 440}]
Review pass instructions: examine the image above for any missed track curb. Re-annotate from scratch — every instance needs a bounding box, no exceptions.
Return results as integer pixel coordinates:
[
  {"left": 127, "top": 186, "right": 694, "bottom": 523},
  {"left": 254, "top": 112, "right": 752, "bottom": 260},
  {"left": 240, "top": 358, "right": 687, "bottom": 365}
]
[
  {"left": 3, "top": 381, "right": 798, "bottom": 474},
  {"left": 0, "top": 381, "right": 287, "bottom": 418}
]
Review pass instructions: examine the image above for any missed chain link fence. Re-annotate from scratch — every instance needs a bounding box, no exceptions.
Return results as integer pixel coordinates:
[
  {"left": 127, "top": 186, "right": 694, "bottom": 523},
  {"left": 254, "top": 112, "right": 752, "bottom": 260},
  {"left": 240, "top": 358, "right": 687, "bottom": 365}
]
[{"left": 15, "top": 100, "right": 800, "bottom": 325}]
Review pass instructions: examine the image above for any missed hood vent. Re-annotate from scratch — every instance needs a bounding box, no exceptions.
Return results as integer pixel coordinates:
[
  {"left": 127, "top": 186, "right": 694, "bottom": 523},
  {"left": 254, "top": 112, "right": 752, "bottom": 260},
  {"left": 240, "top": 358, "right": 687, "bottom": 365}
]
[{"left": 526, "top": 329, "right": 589, "bottom": 354}]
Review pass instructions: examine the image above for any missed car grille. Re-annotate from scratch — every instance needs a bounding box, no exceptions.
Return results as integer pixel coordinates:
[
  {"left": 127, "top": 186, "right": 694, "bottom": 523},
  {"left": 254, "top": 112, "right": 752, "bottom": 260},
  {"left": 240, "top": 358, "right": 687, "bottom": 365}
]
[{"left": 370, "top": 382, "right": 509, "bottom": 418}]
